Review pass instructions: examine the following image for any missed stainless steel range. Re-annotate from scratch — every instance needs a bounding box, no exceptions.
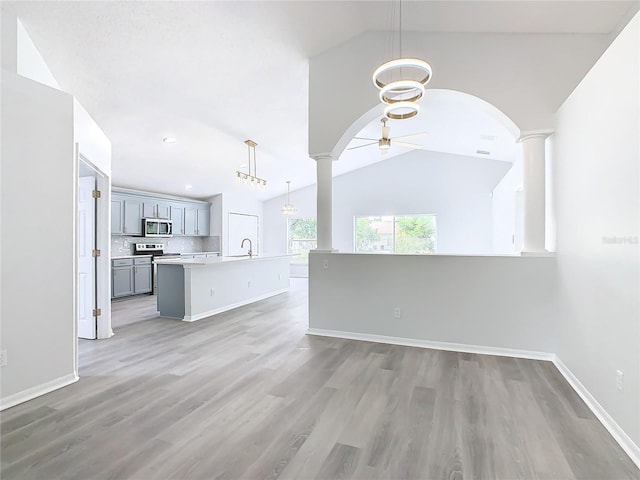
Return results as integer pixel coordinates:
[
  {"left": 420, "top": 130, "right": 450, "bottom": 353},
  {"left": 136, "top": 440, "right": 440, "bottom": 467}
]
[
  {"left": 134, "top": 243, "right": 180, "bottom": 258},
  {"left": 134, "top": 243, "right": 181, "bottom": 293}
]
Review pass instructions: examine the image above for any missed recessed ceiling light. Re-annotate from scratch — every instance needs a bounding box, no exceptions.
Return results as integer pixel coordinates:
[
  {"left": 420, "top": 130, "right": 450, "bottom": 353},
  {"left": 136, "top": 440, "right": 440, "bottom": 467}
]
[
  {"left": 476, "top": 150, "right": 491, "bottom": 155},
  {"left": 480, "top": 134, "right": 496, "bottom": 142},
  {"left": 163, "top": 137, "right": 177, "bottom": 144},
  {"left": 185, "top": 184, "right": 193, "bottom": 190}
]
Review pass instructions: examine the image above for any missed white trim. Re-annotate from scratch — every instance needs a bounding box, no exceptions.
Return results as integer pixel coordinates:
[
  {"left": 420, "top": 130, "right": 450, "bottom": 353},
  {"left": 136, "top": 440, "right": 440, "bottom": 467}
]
[
  {"left": 179, "top": 289, "right": 289, "bottom": 322},
  {"left": 0, "top": 373, "right": 79, "bottom": 411},
  {"left": 552, "top": 355, "right": 640, "bottom": 468},
  {"left": 306, "top": 328, "right": 553, "bottom": 361},
  {"left": 305, "top": 328, "right": 640, "bottom": 469}
]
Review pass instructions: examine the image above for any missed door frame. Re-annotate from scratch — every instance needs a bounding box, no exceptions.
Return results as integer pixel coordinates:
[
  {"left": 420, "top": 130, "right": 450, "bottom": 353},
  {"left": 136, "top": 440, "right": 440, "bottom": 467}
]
[
  {"left": 75, "top": 150, "right": 112, "bottom": 344},
  {"left": 78, "top": 174, "right": 98, "bottom": 339}
]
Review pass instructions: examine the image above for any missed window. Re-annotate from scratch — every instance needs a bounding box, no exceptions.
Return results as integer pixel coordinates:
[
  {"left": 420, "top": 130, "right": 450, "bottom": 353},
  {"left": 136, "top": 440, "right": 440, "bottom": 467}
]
[
  {"left": 288, "top": 218, "right": 317, "bottom": 264},
  {"left": 354, "top": 215, "right": 437, "bottom": 254}
]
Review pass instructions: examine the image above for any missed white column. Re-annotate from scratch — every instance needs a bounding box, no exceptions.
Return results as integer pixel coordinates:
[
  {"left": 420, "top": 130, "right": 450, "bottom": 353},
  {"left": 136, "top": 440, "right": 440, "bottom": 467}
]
[
  {"left": 519, "top": 131, "right": 552, "bottom": 253},
  {"left": 313, "top": 154, "right": 336, "bottom": 251}
]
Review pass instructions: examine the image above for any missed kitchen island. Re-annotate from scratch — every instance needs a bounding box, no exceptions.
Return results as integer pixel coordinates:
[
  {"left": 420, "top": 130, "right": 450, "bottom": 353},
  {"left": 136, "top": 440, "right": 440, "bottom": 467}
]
[{"left": 154, "top": 255, "right": 291, "bottom": 321}]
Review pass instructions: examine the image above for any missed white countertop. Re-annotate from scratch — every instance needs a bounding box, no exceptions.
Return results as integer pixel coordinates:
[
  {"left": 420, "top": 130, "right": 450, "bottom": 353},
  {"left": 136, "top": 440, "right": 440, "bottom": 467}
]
[
  {"left": 112, "top": 251, "right": 220, "bottom": 260},
  {"left": 154, "top": 254, "right": 292, "bottom": 266}
]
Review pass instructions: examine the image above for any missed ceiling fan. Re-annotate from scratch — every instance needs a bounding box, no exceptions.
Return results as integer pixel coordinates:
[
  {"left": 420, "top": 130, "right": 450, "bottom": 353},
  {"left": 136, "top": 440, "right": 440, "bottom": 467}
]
[{"left": 348, "top": 118, "right": 427, "bottom": 155}]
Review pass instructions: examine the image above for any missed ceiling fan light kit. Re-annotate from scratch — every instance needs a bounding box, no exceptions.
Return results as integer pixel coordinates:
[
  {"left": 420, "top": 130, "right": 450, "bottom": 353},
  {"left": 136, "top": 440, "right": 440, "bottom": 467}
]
[
  {"left": 347, "top": 117, "right": 427, "bottom": 154},
  {"left": 236, "top": 139, "right": 267, "bottom": 189}
]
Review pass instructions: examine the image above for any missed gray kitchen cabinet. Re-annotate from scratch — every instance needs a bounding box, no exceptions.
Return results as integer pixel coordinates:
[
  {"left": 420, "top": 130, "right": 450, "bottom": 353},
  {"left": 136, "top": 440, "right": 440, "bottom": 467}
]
[
  {"left": 111, "top": 195, "right": 124, "bottom": 234},
  {"left": 111, "top": 257, "right": 152, "bottom": 298},
  {"left": 184, "top": 207, "right": 209, "bottom": 236},
  {"left": 133, "top": 257, "right": 152, "bottom": 294},
  {"left": 144, "top": 201, "right": 171, "bottom": 219},
  {"left": 197, "top": 207, "right": 210, "bottom": 236},
  {"left": 184, "top": 207, "right": 197, "bottom": 235},
  {"left": 123, "top": 199, "right": 143, "bottom": 235},
  {"left": 157, "top": 202, "right": 171, "bottom": 219},
  {"left": 111, "top": 187, "right": 211, "bottom": 237},
  {"left": 112, "top": 259, "right": 134, "bottom": 297},
  {"left": 143, "top": 202, "right": 156, "bottom": 218},
  {"left": 170, "top": 205, "right": 184, "bottom": 235}
]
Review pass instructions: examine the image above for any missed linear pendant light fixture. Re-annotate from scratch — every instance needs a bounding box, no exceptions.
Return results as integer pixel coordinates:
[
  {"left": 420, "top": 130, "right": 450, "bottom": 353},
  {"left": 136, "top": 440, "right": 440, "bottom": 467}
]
[
  {"left": 372, "top": 0, "right": 432, "bottom": 120},
  {"left": 236, "top": 139, "right": 267, "bottom": 189},
  {"left": 281, "top": 180, "right": 296, "bottom": 216}
]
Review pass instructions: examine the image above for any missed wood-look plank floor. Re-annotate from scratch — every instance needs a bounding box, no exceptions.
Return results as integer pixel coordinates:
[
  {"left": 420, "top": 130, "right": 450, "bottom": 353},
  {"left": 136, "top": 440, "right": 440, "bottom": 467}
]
[{"left": 2, "top": 278, "right": 638, "bottom": 480}]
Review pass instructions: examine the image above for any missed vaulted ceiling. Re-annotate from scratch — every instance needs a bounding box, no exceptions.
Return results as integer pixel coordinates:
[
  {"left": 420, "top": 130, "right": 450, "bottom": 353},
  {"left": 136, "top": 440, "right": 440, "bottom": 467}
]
[{"left": 5, "top": 1, "right": 638, "bottom": 200}]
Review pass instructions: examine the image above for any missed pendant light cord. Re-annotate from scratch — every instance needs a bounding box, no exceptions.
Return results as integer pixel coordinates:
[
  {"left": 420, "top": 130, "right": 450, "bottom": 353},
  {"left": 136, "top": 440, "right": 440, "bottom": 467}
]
[{"left": 399, "top": 0, "right": 402, "bottom": 58}]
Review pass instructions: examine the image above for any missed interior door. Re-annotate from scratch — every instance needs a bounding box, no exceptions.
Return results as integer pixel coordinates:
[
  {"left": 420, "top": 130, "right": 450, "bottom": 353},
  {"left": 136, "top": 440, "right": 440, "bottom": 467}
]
[{"left": 78, "top": 176, "right": 97, "bottom": 339}]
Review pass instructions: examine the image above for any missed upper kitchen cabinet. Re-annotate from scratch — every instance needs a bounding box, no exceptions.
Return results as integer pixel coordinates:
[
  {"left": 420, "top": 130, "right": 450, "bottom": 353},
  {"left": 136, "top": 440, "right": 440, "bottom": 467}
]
[
  {"left": 157, "top": 202, "right": 171, "bottom": 220},
  {"left": 184, "top": 206, "right": 197, "bottom": 236},
  {"left": 170, "top": 205, "right": 185, "bottom": 235},
  {"left": 111, "top": 194, "right": 124, "bottom": 234},
  {"left": 197, "top": 207, "right": 210, "bottom": 236},
  {"left": 143, "top": 201, "right": 171, "bottom": 219},
  {"left": 184, "top": 206, "right": 210, "bottom": 236},
  {"left": 123, "top": 198, "right": 143, "bottom": 235},
  {"left": 111, "top": 187, "right": 211, "bottom": 236}
]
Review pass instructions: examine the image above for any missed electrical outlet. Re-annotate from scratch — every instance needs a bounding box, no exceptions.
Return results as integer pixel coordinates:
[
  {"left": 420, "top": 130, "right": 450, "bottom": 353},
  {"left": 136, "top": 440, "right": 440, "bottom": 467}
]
[
  {"left": 0, "top": 350, "right": 7, "bottom": 367},
  {"left": 247, "top": 281, "right": 251, "bottom": 288},
  {"left": 616, "top": 370, "right": 624, "bottom": 391},
  {"left": 393, "top": 307, "right": 401, "bottom": 319},
  {"left": 210, "top": 288, "right": 215, "bottom": 297},
  {"left": 323, "top": 260, "right": 329, "bottom": 269},
  {"left": 278, "top": 273, "right": 282, "bottom": 280}
]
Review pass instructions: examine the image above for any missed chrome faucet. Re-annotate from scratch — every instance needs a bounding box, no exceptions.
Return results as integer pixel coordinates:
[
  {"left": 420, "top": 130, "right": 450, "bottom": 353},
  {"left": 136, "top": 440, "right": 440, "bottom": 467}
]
[{"left": 241, "top": 238, "right": 253, "bottom": 257}]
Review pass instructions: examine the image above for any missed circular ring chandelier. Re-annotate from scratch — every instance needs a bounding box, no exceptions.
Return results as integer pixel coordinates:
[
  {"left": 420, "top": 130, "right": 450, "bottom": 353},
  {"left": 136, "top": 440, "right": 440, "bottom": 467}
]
[
  {"left": 379, "top": 79, "right": 425, "bottom": 104},
  {"left": 384, "top": 101, "right": 420, "bottom": 120},
  {"left": 372, "top": 58, "right": 432, "bottom": 91}
]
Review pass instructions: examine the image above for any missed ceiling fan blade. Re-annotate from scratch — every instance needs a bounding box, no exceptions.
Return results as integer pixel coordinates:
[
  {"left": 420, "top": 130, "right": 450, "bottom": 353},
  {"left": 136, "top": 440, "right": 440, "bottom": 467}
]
[
  {"left": 347, "top": 141, "right": 378, "bottom": 150},
  {"left": 353, "top": 136, "right": 378, "bottom": 141},
  {"left": 394, "top": 132, "right": 429, "bottom": 140},
  {"left": 394, "top": 141, "right": 424, "bottom": 149}
]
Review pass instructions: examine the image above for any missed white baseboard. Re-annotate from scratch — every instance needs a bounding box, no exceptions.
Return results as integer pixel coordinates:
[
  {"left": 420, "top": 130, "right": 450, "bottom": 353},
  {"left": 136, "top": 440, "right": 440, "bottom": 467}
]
[
  {"left": 306, "top": 328, "right": 554, "bottom": 361},
  {"left": 552, "top": 355, "right": 640, "bottom": 468},
  {"left": 0, "top": 373, "right": 79, "bottom": 411},
  {"left": 306, "top": 328, "right": 639, "bottom": 469},
  {"left": 183, "top": 289, "right": 289, "bottom": 322}
]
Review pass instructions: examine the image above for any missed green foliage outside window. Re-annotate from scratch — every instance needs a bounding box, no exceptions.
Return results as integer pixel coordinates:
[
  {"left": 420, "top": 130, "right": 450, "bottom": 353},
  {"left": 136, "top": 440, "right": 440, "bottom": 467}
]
[
  {"left": 288, "top": 218, "right": 317, "bottom": 263},
  {"left": 354, "top": 215, "right": 436, "bottom": 254}
]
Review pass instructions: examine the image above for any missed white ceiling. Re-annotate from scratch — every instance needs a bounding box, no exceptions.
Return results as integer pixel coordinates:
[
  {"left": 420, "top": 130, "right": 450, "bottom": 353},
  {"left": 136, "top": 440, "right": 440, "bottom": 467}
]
[{"left": 6, "top": 1, "right": 638, "bottom": 200}]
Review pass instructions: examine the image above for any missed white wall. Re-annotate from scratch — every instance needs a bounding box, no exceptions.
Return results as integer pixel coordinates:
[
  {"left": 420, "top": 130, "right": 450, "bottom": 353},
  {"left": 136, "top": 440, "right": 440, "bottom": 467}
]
[
  {"left": 1, "top": 70, "right": 77, "bottom": 407},
  {"left": 1, "top": 10, "right": 17, "bottom": 72},
  {"left": 216, "top": 192, "right": 263, "bottom": 256},
  {"left": 309, "top": 252, "right": 558, "bottom": 354},
  {"left": 264, "top": 150, "right": 510, "bottom": 255},
  {"left": 491, "top": 157, "right": 523, "bottom": 254},
  {"left": 554, "top": 12, "right": 639, "bottom": 448},
  {"left": 17, "top": 19, "right": 61, "bottom": 90},
  {"left": 310, "top": 31, "right": 611, "bottom": 156}
]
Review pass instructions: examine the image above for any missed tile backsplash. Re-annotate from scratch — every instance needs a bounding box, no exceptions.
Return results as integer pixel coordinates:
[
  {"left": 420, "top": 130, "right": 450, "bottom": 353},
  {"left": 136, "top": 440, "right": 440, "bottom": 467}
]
[{"left": 111, "top": 236, "right": 220, "bottom": 256}]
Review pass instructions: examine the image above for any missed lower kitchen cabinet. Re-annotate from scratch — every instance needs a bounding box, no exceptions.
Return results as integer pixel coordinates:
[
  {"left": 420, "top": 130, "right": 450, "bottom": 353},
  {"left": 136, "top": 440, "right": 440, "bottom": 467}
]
[{"left": 112, "top": 257, "right": 153, "bottom": 298}]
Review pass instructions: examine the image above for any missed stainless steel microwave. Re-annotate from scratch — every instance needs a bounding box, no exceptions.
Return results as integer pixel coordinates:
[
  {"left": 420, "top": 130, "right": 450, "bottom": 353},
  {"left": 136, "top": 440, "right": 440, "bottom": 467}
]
[{"left": 142, "top": 218, "right": 172, "bottom": 237}]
